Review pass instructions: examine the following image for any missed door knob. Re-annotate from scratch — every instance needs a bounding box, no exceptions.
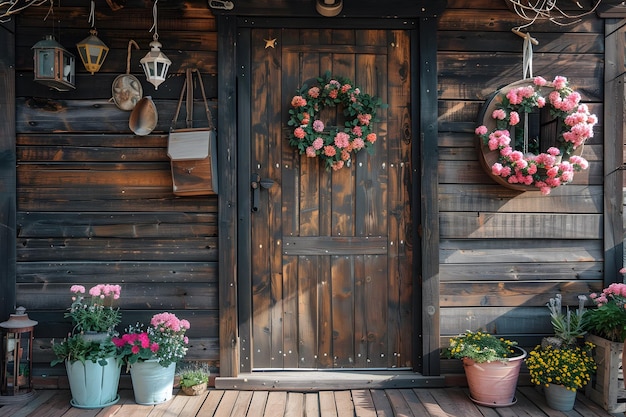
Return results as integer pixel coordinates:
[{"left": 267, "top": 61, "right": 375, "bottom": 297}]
[{"left": 251, "top": 173, "right": 275, "bottom": 212}]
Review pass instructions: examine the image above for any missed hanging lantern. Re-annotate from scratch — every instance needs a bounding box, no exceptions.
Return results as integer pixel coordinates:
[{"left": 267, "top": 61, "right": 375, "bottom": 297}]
[
  {"left": 140, "top": 38, "right": 171, "bottom": 90},
  {"left": 0, "top": 307, "right": 38, "bottom": 403},
  {"left": 140, "top": 0, "right": 171, "bottom": 90},
  {"left": 32, "top": 35, "right": 76, "bottom": 91},
  {"left": 76, "top": 1, "right": 109, "bottom": 75},
  {"left": 77, "top": 29, "right": 109, "bottom": 75}
]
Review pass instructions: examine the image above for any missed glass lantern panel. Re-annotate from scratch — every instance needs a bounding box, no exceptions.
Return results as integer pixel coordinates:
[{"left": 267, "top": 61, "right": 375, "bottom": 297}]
[{"left": 37, "top": 51, "right": 54, "bottom": 78}]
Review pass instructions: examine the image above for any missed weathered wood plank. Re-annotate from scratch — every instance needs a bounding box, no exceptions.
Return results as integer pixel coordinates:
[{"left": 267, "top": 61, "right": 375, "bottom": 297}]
[
  {"left": 440, "top": 261, "right": 603, "bottom": 281},
  {"left": 351, "top": 390, "right": 377, "bottom": 417},
  {"left": 441, "top": 280, "right": 602, "bottom": 307},
  {"left": 282, "top": 236, "right": 388, "bottom": 255},
  {"left": 440, "top": 239, "right": 602, "bottom": 263},
  {"left": 440, "top": 306, "right": 554, "bottom": 335},
  {"left": 440, "top": 212, "right": 602, "bottom": 239},
  {"left": 17, "top": 261, "right": 217, "bottom": 283}
]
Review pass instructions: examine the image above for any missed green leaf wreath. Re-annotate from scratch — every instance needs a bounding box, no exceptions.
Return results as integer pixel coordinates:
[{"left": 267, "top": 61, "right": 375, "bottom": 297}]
[{"left": 287, "top": 71, "right": 385, "bottom": 171}]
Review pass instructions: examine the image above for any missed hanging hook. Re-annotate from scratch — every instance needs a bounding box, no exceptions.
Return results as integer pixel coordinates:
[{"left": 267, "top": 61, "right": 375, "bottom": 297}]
[{"left": 511, "top": 28, "right": 538, "bottom": 45}]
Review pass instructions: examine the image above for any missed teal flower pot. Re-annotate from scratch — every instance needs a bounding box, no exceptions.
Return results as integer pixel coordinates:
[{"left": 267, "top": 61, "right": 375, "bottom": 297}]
[
  {"left": 66, "top": 356, "right": 121, "bottom": 409},
  {"left": 129, "top": 359, "right": 176, "bottom": 405},
  {"left": 545, "top": 384, "right": 577, "bottom": 411}
]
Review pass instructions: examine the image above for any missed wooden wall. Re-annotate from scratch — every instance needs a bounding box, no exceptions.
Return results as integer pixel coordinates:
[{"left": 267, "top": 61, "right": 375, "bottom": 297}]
[
  {"left": 13, "top": 0, "right": 221, "bottom": 378},
  {"left": 5, "top": 0, "right": 623, "bottom": 382},
  {"left": 437, "top": 0, "right": 611, "bottom": 372}
]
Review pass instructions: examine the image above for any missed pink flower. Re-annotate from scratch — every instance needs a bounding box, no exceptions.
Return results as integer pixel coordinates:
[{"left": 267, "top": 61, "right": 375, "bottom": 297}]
[
  {"left": 341, "top": 84, "right": 351, "bottom": 93},
  {"left": 553, "top": 76, "right": 568, "bottom": 90},
  {"left": 366, "top": 133, "right": 377, "bottom": 143},
  {"left": 308, "top": 87, "right": 320, "bottom": 98},
  {"left": 475, "top": 125, "right": 488, "bottom": 136},
  {"left": 313, "top": 120, "right": 325, "bottom": 132},
  {"left": 509, "top": 111, "right": 520, "bottom": 126},
  {"left": 352, "top": 138, "right": 365, "bottom": 150},
  {"left": 70, "top": 285, "right": 85, "bottom": 294},
  {"left": 324, "top": 145, "right": 336, "bottom": 157},
  {"left": 312, "top": 137, "right": 324, "bottom": 150},
  {"left": 331, "top": 160, "right": 344, "bottom": 171},
  {"left": 328, "top": 90, "right": 338, "bottom": 99},
  {"left": 334, "top": 132, "right": 350, "bottom": 149},
  {"left": 534, "top": 76, "right": 547, "bottom": 86},
  {"left": 491, "top": 109, "right": 507, "bottom": 120},
  {"left": 291, "top": 96, "right": 307, "bottom": 107},
  {"left": 294, "top": 127, "right": 305, "bottom": 139}
]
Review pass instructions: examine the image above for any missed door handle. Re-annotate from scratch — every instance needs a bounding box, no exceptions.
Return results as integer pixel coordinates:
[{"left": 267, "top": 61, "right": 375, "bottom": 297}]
[{"left": 251, "top": 173, "right": 275, "bottom": 212}]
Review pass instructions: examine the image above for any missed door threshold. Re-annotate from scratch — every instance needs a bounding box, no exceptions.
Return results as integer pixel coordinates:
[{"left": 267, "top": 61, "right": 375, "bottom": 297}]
[{"left": 215, "top": 370, "right": 445, "bottom": 391}]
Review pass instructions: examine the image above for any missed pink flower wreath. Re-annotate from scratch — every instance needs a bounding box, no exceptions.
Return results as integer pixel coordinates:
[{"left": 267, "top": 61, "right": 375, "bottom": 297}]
[
  {"left": 475, "top": 76, "right": 597, "bottom": 195},
  {"left": 287, "top": 72, "right": 385, "bottom": 171}
]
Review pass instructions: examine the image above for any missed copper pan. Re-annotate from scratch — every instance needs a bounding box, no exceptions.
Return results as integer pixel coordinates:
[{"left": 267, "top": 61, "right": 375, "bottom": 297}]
[
  {"left": 112, "top": 40, "right": 142, "bottom": 111},
  {"left": 129, "top": 96, "right": 157, "bottom": 136}
]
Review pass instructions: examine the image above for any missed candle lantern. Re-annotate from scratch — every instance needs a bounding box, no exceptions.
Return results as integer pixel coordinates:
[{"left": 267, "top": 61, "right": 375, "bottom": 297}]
[
  {"left": 76, "top": 29, "right": 109, "bottom": 75},
  {"left": 140, "top": 0, "right": 171, "bottom": 90},
  {"left": 32, "top": 35, "right": 76, "bottom": 91},
  {"left": 0, "top": 307, "right": 38, "bottom": 403}
]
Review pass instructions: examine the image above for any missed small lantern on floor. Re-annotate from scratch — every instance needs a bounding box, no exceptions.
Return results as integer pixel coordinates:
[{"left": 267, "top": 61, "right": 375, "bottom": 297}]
[
  {"left": 76, "top": 1, "right": 109, "bottom": 75},
  {"left": 0, "top": 307, "right": 38, "bottom": 403},
  {"left": 32, "top": 35, "right": 76, "bottom": 91},
  {"left": 140, "top": 0, "right": 171, "bottom": 90}
]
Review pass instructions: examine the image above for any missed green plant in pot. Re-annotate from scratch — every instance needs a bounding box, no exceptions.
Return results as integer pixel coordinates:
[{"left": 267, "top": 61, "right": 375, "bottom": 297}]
[
  {"left": 442, "top": 330, "right": 526, "bottom": 407},
  {"left": 51, "top": 284, "right": 123, "bottom": 409},
  {"left": 525, "top": 293, "right": 597, "bottom": 411},
  {"left": 178, "top": 363, "right": 210, "bottom": 396}
]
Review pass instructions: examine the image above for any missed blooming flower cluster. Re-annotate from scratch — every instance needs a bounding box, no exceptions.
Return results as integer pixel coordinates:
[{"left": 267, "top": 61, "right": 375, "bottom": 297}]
[
  {"left": 113, "top": 312, "right": 190, "bottom": 368},
  {"left": 525, "top": 343, "right": 596, "bottom": 390},
  {"left": 287, "top": 72, "right": 384, "bottom": 171},
  {"left": 442, "top": 330, "right": 518, "bottom": 363},
  {"left": 475, "top": 76, "right": 597, "bottom": 195},
  {"left": 66, "top": 284, "right": 122, "bottom": 334},
  {"left": 582, "top": 268, "right": 626, "bottom": 342}
]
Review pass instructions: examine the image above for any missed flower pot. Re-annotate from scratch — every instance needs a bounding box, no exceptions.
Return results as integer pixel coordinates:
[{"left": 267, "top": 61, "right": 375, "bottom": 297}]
[
  {"left": 129, "top": 359, "right": 176, "bottom": 405},
  {"left": 81, "top": 331, "right": 109, "bottom": 343},
  {"left": 545, "top": 384, "right": 577, "bottom": 411},
  {"left": 462, "top": 346, "right": 526, "bottom": 407},
  {"left": 181, "top": 382, "right": 207, "bottom": 396},
  {"left": 65, "top": 356, "right": 121, "bottom": 409}
]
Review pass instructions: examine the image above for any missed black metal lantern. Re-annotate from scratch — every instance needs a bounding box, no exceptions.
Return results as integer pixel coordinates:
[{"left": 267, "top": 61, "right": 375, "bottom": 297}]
[
  {"left": 32, "top": 35, "right": 76, "bottom": 91},
  {"left": 0, "top": 307, "right": 38, "bottom": 403}
]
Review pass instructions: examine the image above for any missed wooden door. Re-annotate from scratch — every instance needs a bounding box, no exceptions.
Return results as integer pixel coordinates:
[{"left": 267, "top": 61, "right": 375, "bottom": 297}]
[{"left": 242, "top": 27, "right": 413, "bottom": 370}]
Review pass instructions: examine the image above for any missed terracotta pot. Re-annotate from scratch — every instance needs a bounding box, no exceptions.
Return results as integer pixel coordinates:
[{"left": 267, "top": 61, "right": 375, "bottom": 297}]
[{"left": 462, "top": 346, "right": 527, "bottom": 407}]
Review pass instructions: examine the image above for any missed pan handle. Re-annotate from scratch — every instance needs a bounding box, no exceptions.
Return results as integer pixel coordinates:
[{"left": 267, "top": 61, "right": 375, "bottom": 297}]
[{"left": 126, "top": 40, "right": 140, "bottom": 74}]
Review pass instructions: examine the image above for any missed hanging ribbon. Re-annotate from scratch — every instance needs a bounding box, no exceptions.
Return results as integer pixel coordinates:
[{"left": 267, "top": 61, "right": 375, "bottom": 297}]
[
  {"left": 150, "top": 0, "right": 159, "bottom": 40},
  {"left": 88, "top": 0, "right": 95, "bottom": 27}
]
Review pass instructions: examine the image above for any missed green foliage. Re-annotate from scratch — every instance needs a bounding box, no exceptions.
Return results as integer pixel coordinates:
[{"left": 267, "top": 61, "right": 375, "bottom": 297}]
[
  {"left": 178, "top": 363, "right": 210, "bottom": 388},
  {"left": 546, "top": 293, "right": 587, "bottom": 346},
  {"left": 582, "top": 302, "right": 626, "bottom": 342},
  {"left": 441, "top": 330, "right": 518, "bottom": 363},
  {"left": 51, "top": 334, "right": 118, "bottom": 367}
]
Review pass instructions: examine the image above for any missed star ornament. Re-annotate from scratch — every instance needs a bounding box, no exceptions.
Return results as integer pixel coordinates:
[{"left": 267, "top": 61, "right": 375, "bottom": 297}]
[{"left": 264, "top": 38, "right": 277, "bottom": 49}]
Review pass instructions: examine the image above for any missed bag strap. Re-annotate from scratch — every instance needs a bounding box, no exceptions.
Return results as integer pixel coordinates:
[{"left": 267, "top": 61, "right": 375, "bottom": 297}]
[{"left": 171, "top": 68, "right": 214, "bottom": 130}]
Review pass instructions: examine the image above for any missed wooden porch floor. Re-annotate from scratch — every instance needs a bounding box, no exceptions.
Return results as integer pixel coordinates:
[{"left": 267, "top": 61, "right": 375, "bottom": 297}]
[{"left": 0, "top": 387, "right": 622, "bottom": 417}]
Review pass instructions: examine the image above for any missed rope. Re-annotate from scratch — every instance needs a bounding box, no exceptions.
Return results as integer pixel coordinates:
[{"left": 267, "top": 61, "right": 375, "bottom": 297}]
[{"left": 150, "top": 0, "right": 159, "bottom": 40}]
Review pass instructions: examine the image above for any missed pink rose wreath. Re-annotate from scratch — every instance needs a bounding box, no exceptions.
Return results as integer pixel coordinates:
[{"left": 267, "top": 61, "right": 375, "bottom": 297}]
[
  {"left": 475, "top": 76, "right": 597, "bottom": 195},
  {"left": 287, "top": 72, "right": 385, "bottom": 171}
]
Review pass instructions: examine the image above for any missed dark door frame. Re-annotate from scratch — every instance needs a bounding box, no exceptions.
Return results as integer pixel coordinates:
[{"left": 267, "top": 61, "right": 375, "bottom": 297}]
[
  {"left": 217, "top": 15, "right": 440, "bottom": 378},
  {"left": 0, "top": 21, "right": 17, "bottom": 323}
]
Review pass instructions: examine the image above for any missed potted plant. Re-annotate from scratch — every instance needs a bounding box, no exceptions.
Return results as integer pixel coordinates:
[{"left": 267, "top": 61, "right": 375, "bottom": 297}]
[
  {"left": 442, "top": 330, "right": 526, "bottom": 407},
  {"left": 525, "top": 293, "right": 597, "bottom": 411},
  {"left": 526, "top": 344, "right": 596, "bottom": 411},
  {"left": 113, "top": 312, "right": 190, "bottom": 405},
  {"left": 178, "top": 364, "right": 210, "bottom": 396},
  {"left": 581, "top": 270, "right": 626, "bottom": 413},
  {"left": 51, "top": 284, "right": 123, "bottom": 409}
]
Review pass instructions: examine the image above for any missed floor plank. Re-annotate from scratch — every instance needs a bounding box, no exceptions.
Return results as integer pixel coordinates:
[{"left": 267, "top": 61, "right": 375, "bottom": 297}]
[{"left": 0, "top": 387, "right": 623, "bottom": 417}]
